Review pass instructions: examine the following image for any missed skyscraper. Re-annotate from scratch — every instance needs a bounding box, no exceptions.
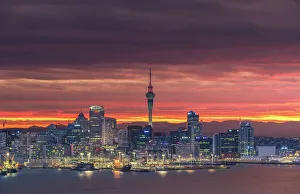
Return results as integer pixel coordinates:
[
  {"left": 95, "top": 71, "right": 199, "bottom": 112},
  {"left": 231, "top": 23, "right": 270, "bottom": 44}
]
[
  {"left": 213, "top": 129, "right": 239, "bottom": 158},
  {"left": 89, "top": 106, "right": 105, "bottom": 135},
  {"left": 187, "top": 111, "right": 202, "bottom": 156},
  {"left": 239, "top": 122, "right": 255, "bottom": 156},
  {"left": 127, "top": 125, "right": 144, "bottom": 151},
  {"left": 75, "top": 111, "right": 89, "bottom": 133},
  {"left": 102, "top": 117, "right": 117, "bottom": 146},
  {"left": 145, "top": 65, "right": 155, "bottom": 126},
  {"left": 187, "top": 111, "right": 202, "bottom": 139}
]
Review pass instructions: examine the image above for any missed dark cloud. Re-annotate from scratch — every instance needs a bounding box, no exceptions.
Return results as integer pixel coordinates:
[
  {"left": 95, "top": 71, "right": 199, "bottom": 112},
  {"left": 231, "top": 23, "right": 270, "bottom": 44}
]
[{"left": 1, "top": 0, "right": 300, "bottom": 74}]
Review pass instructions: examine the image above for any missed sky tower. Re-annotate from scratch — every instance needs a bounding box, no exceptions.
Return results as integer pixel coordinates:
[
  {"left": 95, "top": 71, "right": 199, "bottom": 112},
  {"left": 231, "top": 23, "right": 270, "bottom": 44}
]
[{"left": 146, "top": 64, "right": 155, "bottom": 126}]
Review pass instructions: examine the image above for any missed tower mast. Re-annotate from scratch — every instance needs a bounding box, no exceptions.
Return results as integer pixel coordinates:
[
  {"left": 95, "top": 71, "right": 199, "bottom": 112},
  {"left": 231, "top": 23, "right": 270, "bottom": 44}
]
[{"left": 146, "top": 61, "right": 155, "bottom": 126}]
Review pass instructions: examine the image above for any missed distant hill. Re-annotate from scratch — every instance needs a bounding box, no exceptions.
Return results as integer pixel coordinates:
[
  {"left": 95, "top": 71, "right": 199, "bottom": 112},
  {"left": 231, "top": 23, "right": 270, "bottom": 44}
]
[
  {"left": 2, "top": 121, "right": 299, "bottom": 137},
  {"left": 119, "top": 120, "right": 300, "bottom": 137}
]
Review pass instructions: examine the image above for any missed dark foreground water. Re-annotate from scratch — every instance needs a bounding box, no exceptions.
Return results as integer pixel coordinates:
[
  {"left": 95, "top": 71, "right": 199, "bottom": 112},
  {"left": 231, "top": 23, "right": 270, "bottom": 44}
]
[{"left": 1, "top": 166, "right": 300, "bottom": 194}]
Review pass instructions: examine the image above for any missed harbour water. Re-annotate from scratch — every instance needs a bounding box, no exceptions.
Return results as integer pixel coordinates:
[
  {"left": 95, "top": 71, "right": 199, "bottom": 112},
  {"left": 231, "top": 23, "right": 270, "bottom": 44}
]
[{"left": 1, "top": 165, "right": 300, "bottom": 194}]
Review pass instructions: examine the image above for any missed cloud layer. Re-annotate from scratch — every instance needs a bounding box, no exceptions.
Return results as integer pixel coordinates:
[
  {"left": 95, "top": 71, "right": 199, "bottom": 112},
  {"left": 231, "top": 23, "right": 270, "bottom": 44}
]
[{"left": 1, "top": 0, "right": 300, "bottom": 135}]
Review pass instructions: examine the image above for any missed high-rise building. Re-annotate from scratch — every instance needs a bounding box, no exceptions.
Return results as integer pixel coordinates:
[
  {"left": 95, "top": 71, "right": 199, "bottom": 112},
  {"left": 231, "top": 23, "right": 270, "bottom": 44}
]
[
  {"left": 65, "top": 123, "right": 84, "bottom": 144},
  {"left": 239, "top": 122, "right": 255, "bottom": 156},
  {"left": 213, "top": 129, "right": 240, "bottom": 158},
  {"left": 128, "top": 125, "right": 144, "bottom": 151},
  {"left": 145, "top": 65, "right": 155, "bottom": 126},
  {"left": 75, "top": 112, "right": 89, "bottom": 133},
  {"left": 117, "top": 129, "right": 129, "bottom": 148},
  {"left": 127, "top": 125, "right": 152, "bottom": 151},
  {"left": 187, "top": 111, "right": 202, "bottom": 139},
  {"left": 89, "top": 106, "right": 105, "bottom": 135},
  {"left": 187, "top": 111, "right": 202, "bottom": 157},
  {"left": 102, "top": 117, "right": 117, "bottom": 146},
  {"left": 199, "top": 136, "right": 212, "bottom": 157},
  {"left": 170, "top": 131, "right": 181, "bottom": 144}
]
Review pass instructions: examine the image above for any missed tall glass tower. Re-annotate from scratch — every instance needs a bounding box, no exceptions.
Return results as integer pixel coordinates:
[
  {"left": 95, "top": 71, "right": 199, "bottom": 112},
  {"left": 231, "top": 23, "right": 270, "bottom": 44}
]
[
  {"left": 239, "top": 122, "right": 255, "bottom": 156},
  {"left": 187, "top": 111, "right": 202, "bottom": 157},
  {"left": 89, "top": 106, "right": 105, "bottom": 135},
  {"left": 145, "top": 65, "right": 155, "bottom": 126}
]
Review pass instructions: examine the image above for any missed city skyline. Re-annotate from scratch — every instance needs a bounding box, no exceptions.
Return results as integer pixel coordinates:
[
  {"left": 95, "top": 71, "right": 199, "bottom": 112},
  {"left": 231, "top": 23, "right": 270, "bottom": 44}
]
[{"left": 2, "top": 1, "right": 300, "bottom": 131}]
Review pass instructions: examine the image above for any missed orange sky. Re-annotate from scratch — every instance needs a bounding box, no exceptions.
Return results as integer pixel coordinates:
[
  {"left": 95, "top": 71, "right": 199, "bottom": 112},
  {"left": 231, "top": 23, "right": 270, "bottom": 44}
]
[
  {"left": 2, "top": 0, "right": 300, "bottom": 130},
  {"left": 2, "top": 65, "right": 300, "bottom": 128}
]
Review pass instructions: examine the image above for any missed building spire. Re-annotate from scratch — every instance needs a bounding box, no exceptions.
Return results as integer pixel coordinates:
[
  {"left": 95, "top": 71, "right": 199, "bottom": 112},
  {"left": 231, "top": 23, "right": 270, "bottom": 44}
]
[{"left": 149, "top": 58, "right": 152, "bottom": 86}]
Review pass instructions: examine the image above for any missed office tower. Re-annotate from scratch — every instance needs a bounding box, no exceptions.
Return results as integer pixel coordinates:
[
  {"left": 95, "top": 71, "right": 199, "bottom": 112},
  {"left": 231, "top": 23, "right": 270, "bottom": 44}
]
[
  {"left": 199, "top": 136, "right": 212, "bottom": 157},
  {"left": 145, "top": 65, "right": 155, "bottom": 126},
  {"left": 65, "top": 123, "right": 84, "bottom": 144},
  {"left": 239, "top": 122, "right": 255, "bottom": 156},
  {"left": 128, "top": 125, "right": 144, "bottom": 151},
  {"left": 117, "top": 129, "right": 129, "bottom": 148},
  {"left": 213, "top": 129, "right": 239, "bottom": 158},
  {"left": 187, "top": 111, "right": 202, "bottom": 139},
  {"left": 170, "top": 131, "right": 181, "bottom": 144},
  {"left": 127, "top": 125, "right": 152, "bottom": 151},
  {"left": 89, "top": 106, "right": 105, "bottom": 135},
  {"left": 75, "top": 111, "right": 90, "bottom": 133},
  {"left": 187, "top": 111, "right": 202, "bottom": 157},
  {"left": 102, "top": 117, "right": 117, "bottom": 146}
]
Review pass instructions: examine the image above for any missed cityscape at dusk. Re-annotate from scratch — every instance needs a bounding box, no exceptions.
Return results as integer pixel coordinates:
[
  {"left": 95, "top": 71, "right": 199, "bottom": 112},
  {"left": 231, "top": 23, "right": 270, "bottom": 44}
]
[
  {"left": 2, "top": 1, "right": 300, "bottom": 131},
  {"left": 1, "top": 1, "right": 300, "bottom": 194}
]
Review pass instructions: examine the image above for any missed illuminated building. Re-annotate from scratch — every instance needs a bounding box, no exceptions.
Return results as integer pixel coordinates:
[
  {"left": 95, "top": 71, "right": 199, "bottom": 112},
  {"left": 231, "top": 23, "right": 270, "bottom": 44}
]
[
  {"left": 102, "top": 117, "right": 117, "bottom": 146},
  {"left": 145, "top": 65, "right": 155, "bottom": 126},
  {"left": 36, "top": 132, "right": 56, "bottom": 145},
  {"left": 128, "top": 125, "right": 152, "bottom": 151},
  {"left": 199, "top": 136, "right": 212, "bottom": 157},
  {"left": 89, "top": 105, "right": 105, "bottom": 135},
  {"left": 75, "top": 112, "right": 89, "bottom": 133},
  {"left": 239, "top": 122, "right": 255, "bottom": 156},
  {"left": 170, "top": 131, "right": 181, "bottom": 144},
  {"left": 187, "top": 111, "right": 202, "bottom": 139},
  {"left": 213, "top": 129, "right": 240, "bottom": 158},
  {"left": 278, "top": 146, "right": 295, "bottom": 157},
  {"left": 65, "top": 123, "right": 84, "bottom": 144},
  {"left": 187, "top": 111, "right": 202, "bottom": 157},
  {"left": 117, "top": 129, "right": 129, "bottom": 148},
  {"left": 29, "top": 145, "right": 46, "bottom": 160}
]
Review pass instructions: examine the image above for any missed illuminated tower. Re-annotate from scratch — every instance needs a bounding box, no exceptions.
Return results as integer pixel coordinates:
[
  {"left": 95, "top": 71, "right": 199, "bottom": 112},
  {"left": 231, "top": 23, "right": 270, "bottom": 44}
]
[{"left": 145, "top": 64, "right": 155, "bottom": 126}]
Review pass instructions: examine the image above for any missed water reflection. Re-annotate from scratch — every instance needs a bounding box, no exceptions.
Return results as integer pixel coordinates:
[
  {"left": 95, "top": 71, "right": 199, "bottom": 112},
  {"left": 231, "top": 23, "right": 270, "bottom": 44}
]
[
  {"left": 186, "top": 170, "right": 195, "bottom": 174},
  {"left": 157, "top": 171, "right": 168, "bottom": 178},
  {"left": 113, "top": 171, "right": 123, "bottom": 179},
  {"left": 208, "top": 169, "right": 216, "bottom": 173},
  {"left": 77, "top": 171, "right": 94, "bottom": 179}
]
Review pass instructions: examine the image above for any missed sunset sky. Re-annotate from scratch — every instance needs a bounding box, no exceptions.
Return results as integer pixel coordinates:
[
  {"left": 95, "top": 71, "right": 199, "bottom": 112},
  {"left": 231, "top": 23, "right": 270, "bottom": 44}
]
[{"left": 1, "top": 0, "right": 300, "bottom": 128}]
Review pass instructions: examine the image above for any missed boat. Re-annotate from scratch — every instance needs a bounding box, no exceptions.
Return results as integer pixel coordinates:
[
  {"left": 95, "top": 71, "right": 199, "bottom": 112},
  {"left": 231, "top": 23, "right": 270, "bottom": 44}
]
[
  {"left": 73, "top": 162, "right": 95, "bottom": 171},
  {"left": 1, "top": 153, "right": 19, "bottom": 174},
  {"left": 7, "top": 168, "right": 18, "bottom": 173},
  {"left": 0, "top": 168, "right": 7, "bottom": 176},
  {"left": 121, "top": 164, "right": 132, "bottom": 172}
]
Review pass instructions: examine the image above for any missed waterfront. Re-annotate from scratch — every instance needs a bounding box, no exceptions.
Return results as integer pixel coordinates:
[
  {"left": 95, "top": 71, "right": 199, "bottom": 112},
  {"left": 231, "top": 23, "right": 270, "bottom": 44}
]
[{"left": 1, "top": 166, "right": 300, "bottom": 194}]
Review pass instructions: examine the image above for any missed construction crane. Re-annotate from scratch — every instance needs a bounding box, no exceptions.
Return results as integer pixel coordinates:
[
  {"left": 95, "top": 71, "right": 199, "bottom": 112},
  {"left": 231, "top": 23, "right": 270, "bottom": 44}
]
[{"left": 2, "top": 120, "right": 7, "bottom": 130}]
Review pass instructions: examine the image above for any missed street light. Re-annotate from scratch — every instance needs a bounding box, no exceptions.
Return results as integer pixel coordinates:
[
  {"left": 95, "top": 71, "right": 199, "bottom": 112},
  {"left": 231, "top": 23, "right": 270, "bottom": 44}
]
[
  {"left": 87, "top": 152, "right": 91, "bottom": 162},
  {"left": 149, "top": 154, "right": 152, "bottom": 164},
  {"left": 211, "top": 154, "right": 214, "bottom": 166},
  {"left": 190, "top": 153, "right": 193, "bottom": 166},
  {"left": 132, "top": 152, "right": 136, "bottom": 161},
  {"left": 121, "top": 153, "right": 125, "bottom": 166},
  {"left": 162, "top": 154, "right": 165, "bottom": 164},
  {"left": 118, "top": 152, "right": 121, "bottom": 161}
]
